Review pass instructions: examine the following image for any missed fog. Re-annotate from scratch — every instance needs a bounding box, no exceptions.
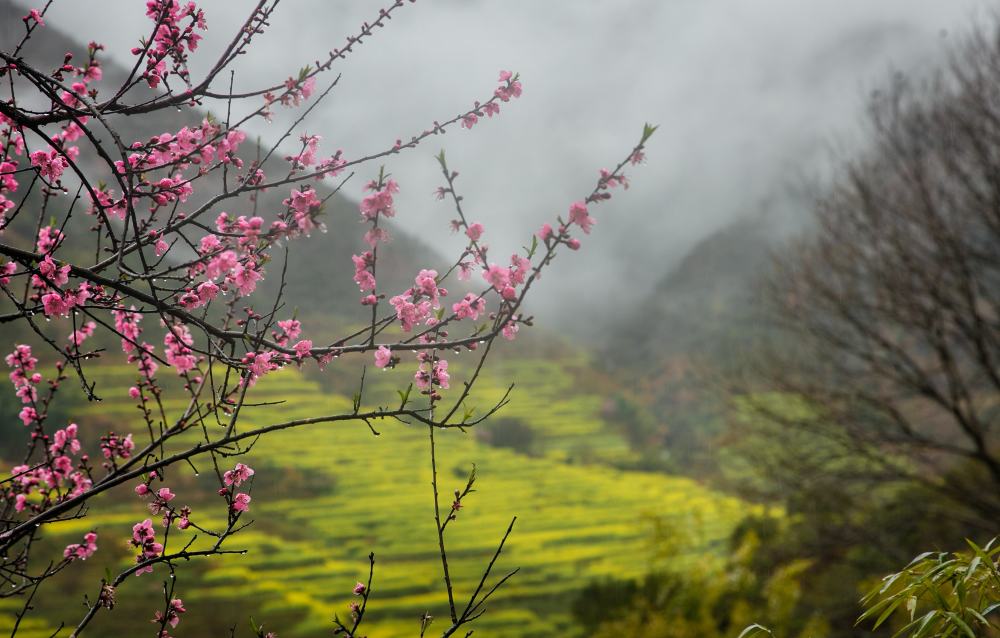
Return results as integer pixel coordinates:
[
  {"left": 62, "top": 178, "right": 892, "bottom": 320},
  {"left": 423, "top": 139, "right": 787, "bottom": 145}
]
[{"left": 36, "top": 0, "right": 989, "bottom": 329}]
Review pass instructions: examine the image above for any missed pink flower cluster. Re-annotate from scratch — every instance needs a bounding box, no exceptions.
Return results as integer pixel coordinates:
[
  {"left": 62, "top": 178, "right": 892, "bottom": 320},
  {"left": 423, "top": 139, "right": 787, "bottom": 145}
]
[
  {"left": 130, "top": 518, "right": 164, "bottom": 576},
  {"left": 6, "top": 344, "right": 41, "bottom": 408},
  {"left": 114, "top": 307, "right": 159, "bottom": 382},
  {"left": 281, "top": 186, "right": 326, "bottom": 237},
  {"left": 241, "top": 350, "right": 281, "bottom": 387},
  {"left": 223, "top": 463, "right": 255, "bottom": 487},
  {"left": 232, "top": 492, "right": 252, "bottom": 512},
  {"left": 374, "top": 345, "right": 394, "bottom": 369},
  {"left": 152, "top": 598, "right": 187, "bottom": 632},
  {"left": 415, "top": 353, "right": 450, "bottom": 393},
  {"left": 353, "top": 251, "right": 378, "bottom": 305},
  {"left": 63, "top": 532, "right": 98, "bottom": 561},
  {"left": 135, "top": 0, "right": 207, "bottom": 89},
  {"left": 284, "top": 133, "right": 345, "bottom": 178},
  {"left": 164, "top": 322, "right": 197, "bottom": 374},
  {"left": 29, "top": 148, "right": 69, "bottom": 182},
  {"left": 452, "top": 293, "right": 486, "bottom": 321},
  {"left": 357, "top": 178, "right": 399, "bottom": 248},
  {"left": 8, "top": 419, "right": 93, "bottom": 515},
  {"left": 390, "top": 269, "right": 444, "bottom": 332},
  {"left": 482, "top": 253, "right": 531, "bottom": 301},
  {"left": 27, "top": 228, "right": 95, "bottom": 318},
  {"left": 1, "top": 42, "right": 103, "bottom": 220},
  {"left": 461, "top": 70, "right": 523, "bottom": 129},
  {"left": 99, "top": 432, "right": 135, "bottom": 467},
  {"left": 264, "top": 75, "right": 318, "bottom": 114}
]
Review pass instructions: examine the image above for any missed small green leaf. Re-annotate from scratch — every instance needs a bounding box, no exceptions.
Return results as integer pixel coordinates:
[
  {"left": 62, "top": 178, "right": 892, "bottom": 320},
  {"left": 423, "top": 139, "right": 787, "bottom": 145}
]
[
  {"left": 641, "top": 122, "right": 659, "bottom": 143},
  {"left": 397, "top": 383, "right": 412, "bottom": 408},
  {"left": 524, "top": 234, "right": 538, "bottom": 259}
]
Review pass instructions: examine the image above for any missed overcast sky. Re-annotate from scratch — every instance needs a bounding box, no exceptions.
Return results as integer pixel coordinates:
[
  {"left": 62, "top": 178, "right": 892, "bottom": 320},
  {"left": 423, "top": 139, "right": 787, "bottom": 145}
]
[{"left": 34, "top": 0, "right": 991, "bottom": 328}]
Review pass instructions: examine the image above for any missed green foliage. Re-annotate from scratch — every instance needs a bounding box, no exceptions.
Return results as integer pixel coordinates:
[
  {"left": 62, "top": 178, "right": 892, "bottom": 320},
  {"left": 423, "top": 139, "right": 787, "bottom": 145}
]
[
  {"left": 574, "top": 514, "right": 829, "bottom": 638},
  {"left": 858, "top": 539, "right": 1000, "bottom": 638}
]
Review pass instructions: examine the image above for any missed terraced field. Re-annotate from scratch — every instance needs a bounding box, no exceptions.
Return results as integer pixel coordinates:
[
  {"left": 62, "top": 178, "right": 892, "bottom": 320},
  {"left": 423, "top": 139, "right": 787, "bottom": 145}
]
[{"left": 0, "top": 355, "right": 755, "bottom": 637}]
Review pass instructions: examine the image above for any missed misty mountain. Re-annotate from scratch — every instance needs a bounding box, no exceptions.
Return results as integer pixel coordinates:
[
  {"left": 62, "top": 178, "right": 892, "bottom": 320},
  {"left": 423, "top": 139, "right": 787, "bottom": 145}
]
[
  {"left": 606, "top": 215, "right": 776, "bottom": 370},
  {"left": 598, "top": 213, "right": 783, "bottom": 475}
]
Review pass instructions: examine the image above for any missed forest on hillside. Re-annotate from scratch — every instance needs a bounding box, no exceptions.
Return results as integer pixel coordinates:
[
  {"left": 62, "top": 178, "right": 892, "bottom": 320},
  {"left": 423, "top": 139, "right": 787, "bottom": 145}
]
[{"left": 0, "top": 2, "right": 997, "bottom": 637}]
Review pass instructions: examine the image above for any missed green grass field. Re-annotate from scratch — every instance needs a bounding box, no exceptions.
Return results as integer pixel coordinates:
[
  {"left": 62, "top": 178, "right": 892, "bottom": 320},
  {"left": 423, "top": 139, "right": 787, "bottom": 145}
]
[{"left": 0, "top": 354, "right": 755, "bottom": 637}]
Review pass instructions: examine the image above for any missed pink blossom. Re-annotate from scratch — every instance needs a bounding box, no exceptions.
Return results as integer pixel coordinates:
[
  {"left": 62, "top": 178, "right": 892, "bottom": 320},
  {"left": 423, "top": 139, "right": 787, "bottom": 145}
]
[
  {"left": 465, "top": 222, "right": 484, "bottom": 241},
  {"left": 23, "top": 8, "right": 45, "bottom": 26},
  {"left": 390, "top": 294, "right": 432, "bottom": 332},
  {"left": 568, "top": 201, "right": 595, "bottom": 234},
  {"left": 29, "top": 148, "right": 69, "bottom": 182},
  {"left": 223, "top": 463, "right": 255, "bottom": 487},
  {"left": 359, "top": 181, "right": 397, "bottom": 220},
  {"left": 414, "top": 269, "right": 440, "bottom": 302},
  {"left": 164, "top": 323, "right": 196, "bottom": 374},
  {"left": 232, "top": 492, "right": 252, "bottom": 512},
  {"left": 502, "top": 320, "right": 520, "bottom": 341},
  {"left": 301, "top": 77, "right": 316, "bottom": 99},
  {"left": 196, "top": 280, "right": 219, "bottom": 303},
  {"left": 483, "top": 263, "right": 511, "bottom": 291},
  {"left": 0, "top": 261, "right": 16, "bottom": 286},
  {"left": 63, "top": 532, "right": 97, "bottom": 561},
  {"left": 131, "top": 518, "right": 163, "bottom": 575},
  {"left": 452, "top": 293, "right": 486, "bottom": 320},
  {"left": 364, "top": 226, "right": 389, "bottom": 247},
  {"left": 230, "top": 260, "right": 263, "bottom": 296},
  {"left": 374, "top": 345, "right": 392, "bottom": 369},
  {"left": 18, "top": 406, "right": 37, "bottom": 426},
  {"left": 352, "top": 252, "right": 376, "bottom": 292},
  {"left": 153, "top": 598, "right": 187, "bottom": 629},
  {"left": 101, "top": 433, "right": 134, "bottom": 461},
  {"left": 293, "top": 339, "right": 313, "bottom": 359},
  {"left": 277, "top": 319, "right": 301, "bottom": 342},
  {"left": 435, "top": 359, "right": 450, "bottom": 389},
  {"left": 36, "top": 226, "right": 64, "bottom": 254}
]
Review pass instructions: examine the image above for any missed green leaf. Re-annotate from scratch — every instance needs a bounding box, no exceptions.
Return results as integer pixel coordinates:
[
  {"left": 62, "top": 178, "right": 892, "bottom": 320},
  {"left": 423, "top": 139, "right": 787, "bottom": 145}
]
[
  {"left": 943, "top": 612, "right": 977, "bottom": 638},
  {"left": 397, "top": 383, "right": 412, "bottom": 408},
  {"left": 524, "top": 234, "right": 538, "bottom": 259},
  {"left": 736, "top": 624, "right": 773, "bottom": 638},
  {"left": 640, "top": 122, "right": 659, "bottom": 144},
  {"left": 907, "top": 610, "right": 940, "bottom": 638}
]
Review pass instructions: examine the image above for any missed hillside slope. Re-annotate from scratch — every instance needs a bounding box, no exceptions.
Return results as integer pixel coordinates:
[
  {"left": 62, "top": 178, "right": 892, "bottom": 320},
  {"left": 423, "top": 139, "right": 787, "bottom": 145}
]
[{"left": 0, "top": 361, "right": 754, "bottom": 638}]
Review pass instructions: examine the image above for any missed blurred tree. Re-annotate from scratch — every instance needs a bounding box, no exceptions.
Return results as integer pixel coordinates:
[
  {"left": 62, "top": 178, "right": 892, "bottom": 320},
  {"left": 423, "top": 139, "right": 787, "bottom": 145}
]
[{"left": 750, "top": 24, "right": 1000, "bottom": 526}]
